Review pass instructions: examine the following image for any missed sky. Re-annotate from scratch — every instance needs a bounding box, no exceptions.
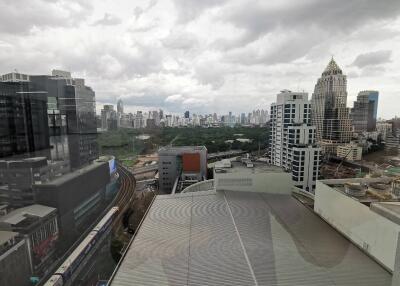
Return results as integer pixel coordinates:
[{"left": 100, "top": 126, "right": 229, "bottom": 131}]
[{"left": 0, "top": 0, "right": 400, "bottom": 118}]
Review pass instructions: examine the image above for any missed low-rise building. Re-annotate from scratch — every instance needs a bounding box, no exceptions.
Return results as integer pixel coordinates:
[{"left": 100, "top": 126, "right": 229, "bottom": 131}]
[
  {"left": 0, "top": 204, "right": 58, "bottom": 276},
  {"left": 385, "top": 133, "right": 400, "bottom": 154},
  {"left": 377, "top": 122, "right": 393, "bottom": 140},
  {"left": 0, "top": 231, "right": 31, "bottom": 286},
  {"left": 158, "top": 146, "right": 207, "bottom": 193},
  {"left": 213, "top": 158, "right": 292, "bottom": 193},
  {"left": 337, "top": 143, "right": 363, "bottom": 161}
]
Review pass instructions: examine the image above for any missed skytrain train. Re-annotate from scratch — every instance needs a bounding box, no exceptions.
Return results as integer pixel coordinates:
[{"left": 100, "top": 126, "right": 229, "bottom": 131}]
[{"left": 44, "top": 207, "right": 119, "bottom": 286}]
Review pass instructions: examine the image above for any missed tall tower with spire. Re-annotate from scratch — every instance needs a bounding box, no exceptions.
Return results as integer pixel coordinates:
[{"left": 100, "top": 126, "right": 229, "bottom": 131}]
[{"left": 311, "top": 58, "right": 352, "bottom": 154}]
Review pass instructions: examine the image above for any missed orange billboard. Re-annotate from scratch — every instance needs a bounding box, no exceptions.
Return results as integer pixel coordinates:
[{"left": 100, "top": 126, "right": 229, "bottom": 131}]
[{"left": 182, "top": 153, "right": 201, "bottom": 172}]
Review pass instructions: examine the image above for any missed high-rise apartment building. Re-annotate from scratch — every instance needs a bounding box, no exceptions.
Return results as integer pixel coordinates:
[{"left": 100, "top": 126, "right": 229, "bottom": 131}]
[
  {"left": 351, "top": 90, "right": 379, "bottom": 133},
  {"left": 311, "top": 58, "right": 352, "bottom": 154},
  {"left": 269, "top": 90, "right": 321, "bottom": 192}
]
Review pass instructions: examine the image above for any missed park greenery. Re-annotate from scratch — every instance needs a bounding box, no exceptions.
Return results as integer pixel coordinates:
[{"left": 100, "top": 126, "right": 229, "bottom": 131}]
[{"left": 97, "top": 126, "right": 269, "bottom": 161}]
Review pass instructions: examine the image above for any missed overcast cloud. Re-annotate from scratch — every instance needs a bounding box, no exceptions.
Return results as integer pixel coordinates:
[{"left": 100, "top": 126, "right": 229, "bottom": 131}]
[{"left": 0, "top": 0, "right": 400, "bottom": 118}]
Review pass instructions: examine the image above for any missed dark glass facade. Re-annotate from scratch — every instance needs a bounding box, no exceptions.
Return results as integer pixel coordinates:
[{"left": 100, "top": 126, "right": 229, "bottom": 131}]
[{"left": 0, "top": 82, "right": 50, "bottom": 159}]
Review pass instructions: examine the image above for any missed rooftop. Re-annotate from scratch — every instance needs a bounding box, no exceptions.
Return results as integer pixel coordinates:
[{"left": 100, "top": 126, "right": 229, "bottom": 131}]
[
  {"left": 370, "top": 202, "right": 400, "bottom": 225},
  {"left": 158, "top": 145, "right": 207, "bottom": 155},
  {"left": 109, "top": 189, "right": 392, "bottom": 286},
  {"left": 38, "top": 160, "right": 106, "bottom": 187},
  {"left": 322, "top": 57, "right": 343, "bottom": 76},
  {"left": 0, "top": 204, "right": 56, "bottom": 226},
  {"left": 215, "top": 159, "right": 283, "bottom": 175},
  {"left": 320, "top": 177, "right": 399, "bottom": 204}
]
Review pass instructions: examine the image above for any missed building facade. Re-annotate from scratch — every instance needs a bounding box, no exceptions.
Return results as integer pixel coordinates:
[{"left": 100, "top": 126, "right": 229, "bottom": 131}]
[
  {"left": 336, "top": 143, "right": 363, "bottom": 161},
  {"left": 0, "top": 231, "right": 31, "bottom": 286},
  {"left": 269, "top": 90, "right": 321, "bottom": 192},
  {"left": 0, "top": 81, "right": 50, "bottom": 159},
  {"left": 0, "top": 71, "right": 99, "bottom": 170},
  {"left": 34, "top": 160, "right": 110, "bottom": 251},
  {"left": 311, "top": 58, "right": 352, "bottom": 154},
  {"left": 351, "top": 90, "right": 379, "bottom": 133},
  {"left": 101, "top": 105, "right": 118, "bottom": 131},
  {"left": 0, "top": 204, "right": 58, "bottom": 276},
  {"left": 0, "top": 157, "right": 69, "bottom": 207},
  {"left": 158, "top": 146, "right": 207, "bottom": 194}
]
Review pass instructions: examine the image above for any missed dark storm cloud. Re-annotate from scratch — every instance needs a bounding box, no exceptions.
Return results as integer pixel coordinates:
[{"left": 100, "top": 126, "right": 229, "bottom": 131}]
[
  {"left": 0, "top": 0, "right": 93, "bottom": 34},
  {"left": 220, "top": 0, "right": 400, "bottom": 48},
  {"left": 60, "top": 42, "right": 164, "bottom": 79},
  {"left": 351, "top": 50, "right": 392, "bottom": 68},
  {"left": 224, "top": 30, "right": 322, "bottom": 65},
  {"left": 92, "top": 13, "right": 122, "bottom": 26}
]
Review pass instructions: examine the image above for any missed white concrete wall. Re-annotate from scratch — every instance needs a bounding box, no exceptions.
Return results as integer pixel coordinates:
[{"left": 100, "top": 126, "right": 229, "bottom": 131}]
[
  {"left": 314, "top": 181, "right": 400, "bottom": 271},
  {"left": 215, "top": 172, "right": 293, "bottom": 194}
]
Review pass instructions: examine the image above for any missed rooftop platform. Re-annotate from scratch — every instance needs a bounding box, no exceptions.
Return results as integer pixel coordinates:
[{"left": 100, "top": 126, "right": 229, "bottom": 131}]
[
  {"left": 0, "top": 204, "right": 56, "bottom": 226},
  {"left": 109, "top": 189, "right": 392, "bottom": 286},
  {"left": 370, "top": 202, "right": 400, "bottom": 225},
  {"left": 215, "top": 160, "right": 283, "bottom": 175}
]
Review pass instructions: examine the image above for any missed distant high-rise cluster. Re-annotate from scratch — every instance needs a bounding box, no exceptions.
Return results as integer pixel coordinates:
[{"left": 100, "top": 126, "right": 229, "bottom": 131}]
[
  {"left": 268, "top": 58, "right": 388, "bottom": 191},
  {"left": 98, "top": 104, "right": 269, "bottom": 129}
]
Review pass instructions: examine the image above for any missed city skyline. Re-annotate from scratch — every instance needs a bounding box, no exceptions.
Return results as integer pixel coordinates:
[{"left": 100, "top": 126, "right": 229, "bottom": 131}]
[
  {"left": 1, "top": 1, "right": 400, "bottom": 118},
  {"left": 2, "top": 2, "right": 400, "bottom": 286}
]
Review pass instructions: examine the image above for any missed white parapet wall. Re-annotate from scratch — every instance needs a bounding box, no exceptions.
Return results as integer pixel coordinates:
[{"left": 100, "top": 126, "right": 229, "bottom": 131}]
[
  {"left": 215, "top": 171, "right": 293, "bottom": 194},
  {"left": 314, "top": 180, "right": 400, "bottom": 272}
]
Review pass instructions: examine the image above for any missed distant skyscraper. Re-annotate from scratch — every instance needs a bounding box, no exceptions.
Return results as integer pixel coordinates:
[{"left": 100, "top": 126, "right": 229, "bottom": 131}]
[
  {"left": 351, "top": 93, "right": 369, "bottom": 133},
  {"left": 270, "top": 90, "right": 321, "bottom": 192},
  {"left": 311, "top": 58, "right": 352, "bottom": 154},
  {"left": 363, "top": 90, "right": 379, "bottom": 131},
  {"left": 101, "top": 105, "right": 117, "bottom": 130},
  {"left": 117, "top": 99, "right": 124, "bottom": 114},
  {"left": 351, "top": 91, "right": 379, "bottom": 133},
  {"left": 184, "top": 111, "right": 190, "bottom": 119},
  {"left": 240, "top": 113, "right": 246, "bottom": 124}
]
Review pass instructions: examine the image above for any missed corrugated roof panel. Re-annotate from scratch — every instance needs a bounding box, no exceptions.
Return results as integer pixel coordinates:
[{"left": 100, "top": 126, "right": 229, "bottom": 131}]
[
  {"left": 188, "top": 192, "right": 254, "bottom": 285},
  {"left": 109, "top": 190, "right": 392, "bottom": 286},
  {"left": 111, "top": 196, "right": 192, "bottom": 286}
]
